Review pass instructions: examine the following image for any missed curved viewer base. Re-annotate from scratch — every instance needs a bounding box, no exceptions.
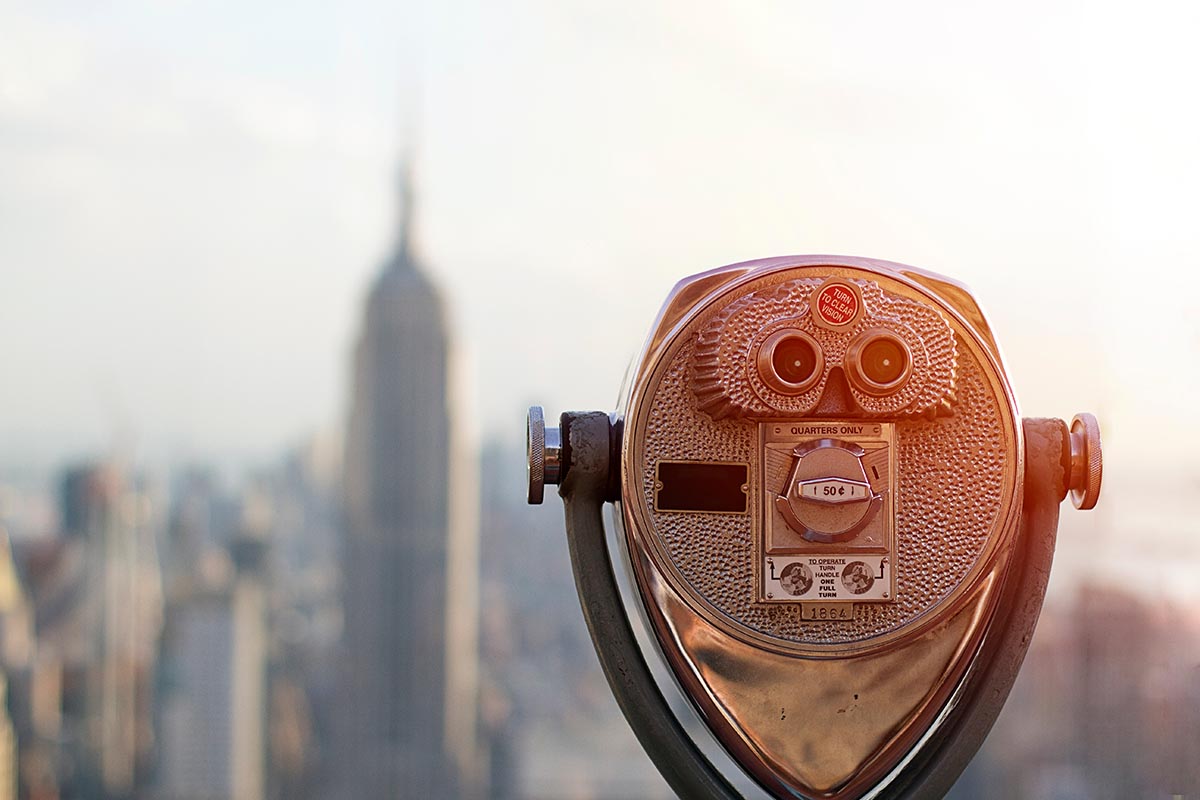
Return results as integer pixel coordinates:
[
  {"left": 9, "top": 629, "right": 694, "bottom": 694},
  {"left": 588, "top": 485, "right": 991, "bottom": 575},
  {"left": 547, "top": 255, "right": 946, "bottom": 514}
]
[{"left": 556, "top": 411, "right": 1068, "bottom": 800}]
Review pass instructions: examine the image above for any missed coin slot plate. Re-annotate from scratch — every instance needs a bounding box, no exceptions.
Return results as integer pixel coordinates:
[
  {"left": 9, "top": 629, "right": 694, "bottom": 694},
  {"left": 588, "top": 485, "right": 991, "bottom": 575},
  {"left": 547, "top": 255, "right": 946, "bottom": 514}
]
[{"left": 758, "top": 421, "right": 897, "bottom": 609}]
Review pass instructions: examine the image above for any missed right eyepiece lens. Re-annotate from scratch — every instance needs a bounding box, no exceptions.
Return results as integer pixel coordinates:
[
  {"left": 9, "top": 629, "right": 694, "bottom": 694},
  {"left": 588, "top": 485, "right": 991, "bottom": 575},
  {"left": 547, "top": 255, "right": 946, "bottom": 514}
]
[
  {"left": 861, "top": 338, "right": 906, "bottom": 384},
  {"left": 847, "top": 330, "right": 912, "bottom": 395},
  {"left": 758, "top": 330, "right": 824, "bottom": 395}
]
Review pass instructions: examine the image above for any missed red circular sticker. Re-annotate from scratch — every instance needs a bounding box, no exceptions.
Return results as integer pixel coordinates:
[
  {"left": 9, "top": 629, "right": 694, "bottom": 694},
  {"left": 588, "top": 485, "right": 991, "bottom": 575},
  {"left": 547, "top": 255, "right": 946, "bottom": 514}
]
[{"left": 814, "top": 282, "right": 860, "bottom": 327}]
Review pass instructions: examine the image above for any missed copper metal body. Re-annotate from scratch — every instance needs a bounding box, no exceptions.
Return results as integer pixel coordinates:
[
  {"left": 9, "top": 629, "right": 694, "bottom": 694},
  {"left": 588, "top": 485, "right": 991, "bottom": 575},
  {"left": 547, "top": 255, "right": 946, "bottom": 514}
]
[
  {"left": 526, "top": 254, "right": 1103, "bottom": 799},
  {"left": 614, "top": 256, "right": 1027, "bottom": 798}
]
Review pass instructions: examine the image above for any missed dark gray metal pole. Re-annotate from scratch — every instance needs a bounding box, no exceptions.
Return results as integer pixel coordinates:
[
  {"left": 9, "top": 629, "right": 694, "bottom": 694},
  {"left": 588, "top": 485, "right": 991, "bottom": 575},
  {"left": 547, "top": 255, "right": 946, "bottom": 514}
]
[{"left": 558, "top": 411, "right": 742, "bottom": 800}]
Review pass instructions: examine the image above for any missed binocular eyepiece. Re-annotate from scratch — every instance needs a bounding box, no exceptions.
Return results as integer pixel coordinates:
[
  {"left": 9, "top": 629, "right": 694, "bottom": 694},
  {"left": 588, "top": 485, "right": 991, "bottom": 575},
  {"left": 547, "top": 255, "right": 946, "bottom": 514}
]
[{"left": 528, "top": 255, "right": 1102, "bottom": 799}]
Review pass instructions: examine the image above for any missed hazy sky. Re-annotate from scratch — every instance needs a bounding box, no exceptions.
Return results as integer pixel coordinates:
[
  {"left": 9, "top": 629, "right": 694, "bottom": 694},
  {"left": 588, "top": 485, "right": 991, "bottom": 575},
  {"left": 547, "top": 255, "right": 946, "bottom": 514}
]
[{"left": 2, "top": 1, "right": 1198, "bottom": 482}]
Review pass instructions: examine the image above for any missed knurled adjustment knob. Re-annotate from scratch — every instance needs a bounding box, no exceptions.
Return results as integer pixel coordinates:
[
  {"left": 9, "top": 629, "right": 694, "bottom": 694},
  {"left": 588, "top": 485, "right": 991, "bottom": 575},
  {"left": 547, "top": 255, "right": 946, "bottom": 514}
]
[
  {"left": 527, "top": 406, "right": 563, "bottom": 505},
  {"left": 1068, "top": 412, "right": 1103, "bottom": 510}
]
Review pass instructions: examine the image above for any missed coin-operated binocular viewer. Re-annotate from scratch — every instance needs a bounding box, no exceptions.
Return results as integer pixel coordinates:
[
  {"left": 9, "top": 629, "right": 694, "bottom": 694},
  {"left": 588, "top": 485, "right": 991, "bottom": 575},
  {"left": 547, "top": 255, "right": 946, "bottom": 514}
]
[{"left": 527, "top": 256, "right": 1103, "bottom": 799}]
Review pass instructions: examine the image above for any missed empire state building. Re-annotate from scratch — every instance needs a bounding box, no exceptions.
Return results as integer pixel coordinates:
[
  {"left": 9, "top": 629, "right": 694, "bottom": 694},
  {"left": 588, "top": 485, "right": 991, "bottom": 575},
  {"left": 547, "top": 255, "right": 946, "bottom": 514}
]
[{"left": 335, "top": 168, "right": 481, "bottom": 798}]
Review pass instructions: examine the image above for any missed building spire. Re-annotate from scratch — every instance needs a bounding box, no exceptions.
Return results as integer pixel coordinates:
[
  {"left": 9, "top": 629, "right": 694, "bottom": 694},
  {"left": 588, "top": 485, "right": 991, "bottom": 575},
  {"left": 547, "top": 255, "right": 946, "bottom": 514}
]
[{"left": 390, "top": 157, "right": 417, "bottom": 273}]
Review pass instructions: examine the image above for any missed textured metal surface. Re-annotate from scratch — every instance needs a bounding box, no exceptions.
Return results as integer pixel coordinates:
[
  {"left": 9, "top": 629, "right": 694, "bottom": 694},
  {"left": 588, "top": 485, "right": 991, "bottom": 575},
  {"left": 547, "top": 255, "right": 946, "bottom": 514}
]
[
  {"left": 526, "top": 405, "right": 546, "bottom": 504},
  {"left": 691, "top": 277, "right": 957, "bottom": 420},
  {"left": 630, "top": 266, "right": 1016, "bottom": 649},
  {"left": 1068, "top": 412, "right": 1103, "bottom": 510},
  {"left": 642, "top": 342, "right": 1004, "bottom": 645}
]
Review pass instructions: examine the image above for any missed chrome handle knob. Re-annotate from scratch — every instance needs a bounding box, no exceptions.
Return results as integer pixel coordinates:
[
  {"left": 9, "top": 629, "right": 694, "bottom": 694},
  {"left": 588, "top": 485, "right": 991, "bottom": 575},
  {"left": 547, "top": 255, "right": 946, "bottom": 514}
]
[
  {"left": 527, "top": 406, "right": 562, "bottom": 504},
  {"left": 1068, "top": 412, "right": 1102, "bottom": 510}
]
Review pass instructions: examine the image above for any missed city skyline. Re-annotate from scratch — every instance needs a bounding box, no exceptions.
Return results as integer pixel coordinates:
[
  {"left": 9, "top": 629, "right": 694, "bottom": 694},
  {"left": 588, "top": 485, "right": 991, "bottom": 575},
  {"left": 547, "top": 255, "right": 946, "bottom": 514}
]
[{"left": 3, "top": 1, "right": 1199, "bottom": 479}]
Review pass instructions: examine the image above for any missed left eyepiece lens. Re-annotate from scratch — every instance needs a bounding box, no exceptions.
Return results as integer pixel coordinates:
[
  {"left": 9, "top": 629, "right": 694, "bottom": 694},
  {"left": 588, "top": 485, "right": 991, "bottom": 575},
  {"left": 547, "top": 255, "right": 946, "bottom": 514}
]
[{"left": 758, "top": 330, "right": 824, "bottom": 395}]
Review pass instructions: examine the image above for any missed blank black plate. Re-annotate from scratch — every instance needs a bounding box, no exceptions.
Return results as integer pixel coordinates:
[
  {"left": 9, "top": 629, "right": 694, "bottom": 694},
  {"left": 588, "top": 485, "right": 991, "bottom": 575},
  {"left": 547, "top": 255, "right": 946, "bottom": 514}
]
[{"left": 655, "top": 461, "right": 748, "bottom": 514}]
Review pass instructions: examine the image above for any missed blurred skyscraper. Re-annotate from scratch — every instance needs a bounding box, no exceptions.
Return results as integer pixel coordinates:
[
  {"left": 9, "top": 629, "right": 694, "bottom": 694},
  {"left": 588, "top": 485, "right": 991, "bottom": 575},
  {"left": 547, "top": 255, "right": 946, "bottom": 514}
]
[
  {"left": 48, "top": 464, "right": 162, "bottom": 799},
  {"left": 333, "top": 166, "right": 482, "bottom": 798},
  {"left": 157, "top": 536, "right": 268, "bottom": 800},
  {"left": 0, "top": 529, "right": 27, "bottom": 800},
  {"left": 152, "top": 454, "right": 335, "bottom": 800}
]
